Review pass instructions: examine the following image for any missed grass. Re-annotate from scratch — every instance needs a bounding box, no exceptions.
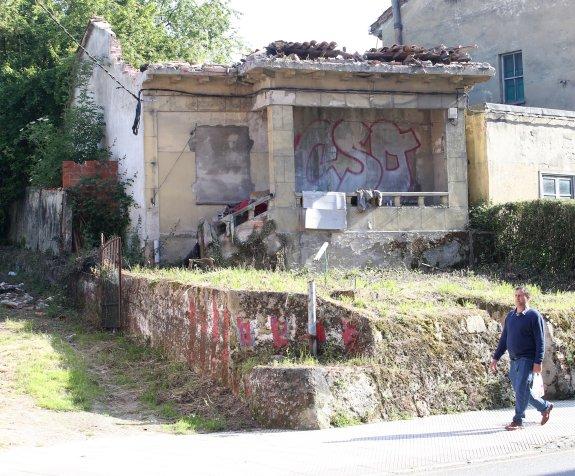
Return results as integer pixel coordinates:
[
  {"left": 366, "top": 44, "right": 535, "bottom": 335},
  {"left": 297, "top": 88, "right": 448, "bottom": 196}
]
[
  {"left": 2, "top": 319, "right": 100, "bottom": 411},
  {"left": 129, "top": 265, "right": 575, "bottom": 316},
  {"left": 330, "top": 411, "right": 362, "bottom": 427},
  {"left": 166, "top": 414, "right": 226, "bottom": 434}
]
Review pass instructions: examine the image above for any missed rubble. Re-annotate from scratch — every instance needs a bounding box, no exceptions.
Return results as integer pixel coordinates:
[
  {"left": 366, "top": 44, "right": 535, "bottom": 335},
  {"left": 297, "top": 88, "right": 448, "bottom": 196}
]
[
  {"left": 0, "top": 281, "right": 36, "bottom": 310},
  {"left": 263, "top": 40, "right": 476, "bottom": 65}
]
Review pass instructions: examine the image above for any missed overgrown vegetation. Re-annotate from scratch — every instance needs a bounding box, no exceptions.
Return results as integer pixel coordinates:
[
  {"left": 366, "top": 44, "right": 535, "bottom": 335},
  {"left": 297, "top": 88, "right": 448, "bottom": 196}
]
[
  {"left": 470, "top": 200, "right": 575, "bottom": 281},
  {"left": 0, "top": 248, "right": 254, "bottom": 433},
  {"left": 0, "top": 0, "right": 243, "bottom": 237},
  {"left": 68, "top": 176, "right": 134, "bottom": 248}
]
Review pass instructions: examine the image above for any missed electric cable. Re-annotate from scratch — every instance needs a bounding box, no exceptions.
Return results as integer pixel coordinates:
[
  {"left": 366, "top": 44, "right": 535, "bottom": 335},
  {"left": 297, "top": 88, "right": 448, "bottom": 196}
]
[{"left": 35, "top": 0, "right": 139, "bottom": 103}]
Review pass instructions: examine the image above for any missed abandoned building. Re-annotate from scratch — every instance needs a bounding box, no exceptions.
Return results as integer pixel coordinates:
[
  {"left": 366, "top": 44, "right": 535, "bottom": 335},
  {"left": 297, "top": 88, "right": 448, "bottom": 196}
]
[
  {"left": 370, "top": 0, "right": 575, "bottom": 111},
  {"left": 67, "top": 18, "right": 496, "bottom": 267}
]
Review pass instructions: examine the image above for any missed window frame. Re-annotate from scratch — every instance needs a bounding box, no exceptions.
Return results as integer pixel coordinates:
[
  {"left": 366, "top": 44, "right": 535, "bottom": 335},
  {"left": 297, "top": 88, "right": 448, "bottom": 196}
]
[
  {"left": 539, "top": 172, "right": 575, "bottom": 200},
  {"left": 500, "top": 51, "right": 525, "bottom": 105}
]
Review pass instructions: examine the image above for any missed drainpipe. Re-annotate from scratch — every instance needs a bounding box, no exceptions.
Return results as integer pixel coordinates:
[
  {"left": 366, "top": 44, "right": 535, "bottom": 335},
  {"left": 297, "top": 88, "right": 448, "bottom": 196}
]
[{"left": 391, "top": 0, "right": 404, "bottom": 45}]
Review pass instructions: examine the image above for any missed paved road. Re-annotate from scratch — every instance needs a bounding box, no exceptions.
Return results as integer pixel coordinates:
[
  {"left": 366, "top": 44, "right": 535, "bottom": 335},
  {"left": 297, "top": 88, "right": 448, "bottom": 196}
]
[{"left": 1, "top": 400, "right": 574, "bottom": 475}]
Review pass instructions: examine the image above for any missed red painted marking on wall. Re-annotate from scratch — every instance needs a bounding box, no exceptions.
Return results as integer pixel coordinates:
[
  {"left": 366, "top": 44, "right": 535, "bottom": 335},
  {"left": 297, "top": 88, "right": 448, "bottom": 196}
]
[
  {"left": 237, "top": 317, "right": 252, "bottom": 347},
  {"left": 222, "top": 308, "right": 231, "bottom": 384},
  {"left": 342, "top": 319, "right": 359, "bottom": 351},
  {"left": 188, "top": 293, "right": 197, "bottom": 366},
  {"left": 199, "top": 297, "right": 208, "bottom": 372},
  {"left": 316, "top": 321, "right": 326, "bottom": 343},
  {"left": 211, "top": 291, "right": 220, "bottom": 342},
  {"left": 270, "top": 316, "right": 289, "bottom": 349}
]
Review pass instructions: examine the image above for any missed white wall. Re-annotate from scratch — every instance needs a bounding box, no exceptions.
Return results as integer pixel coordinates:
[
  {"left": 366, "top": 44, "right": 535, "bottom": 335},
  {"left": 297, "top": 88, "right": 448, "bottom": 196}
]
[{"left": 75, "top": 20, "right": 146, "bottom": 245}]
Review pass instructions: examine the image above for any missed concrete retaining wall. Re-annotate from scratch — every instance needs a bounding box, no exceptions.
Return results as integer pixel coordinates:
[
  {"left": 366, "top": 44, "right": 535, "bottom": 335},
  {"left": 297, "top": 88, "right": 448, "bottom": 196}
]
[{"left": 9, "top": 188, "right": 72, "bottom": 255}]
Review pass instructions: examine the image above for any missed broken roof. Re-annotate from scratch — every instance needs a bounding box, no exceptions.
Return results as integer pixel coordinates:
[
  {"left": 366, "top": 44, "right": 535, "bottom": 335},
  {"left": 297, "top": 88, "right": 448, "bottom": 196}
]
[{"left": 146, "top": 40, "right": 494, "bottom": 82}]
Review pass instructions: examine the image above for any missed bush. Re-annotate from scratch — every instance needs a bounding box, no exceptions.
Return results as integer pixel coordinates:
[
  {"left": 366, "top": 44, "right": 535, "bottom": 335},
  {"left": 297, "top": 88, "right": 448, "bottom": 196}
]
[
  {"left": 67, "top": 177, "right": 134, "bottom": 249},
  {"left": 470, "top": 200, "right": 575, "bottom": 277}
]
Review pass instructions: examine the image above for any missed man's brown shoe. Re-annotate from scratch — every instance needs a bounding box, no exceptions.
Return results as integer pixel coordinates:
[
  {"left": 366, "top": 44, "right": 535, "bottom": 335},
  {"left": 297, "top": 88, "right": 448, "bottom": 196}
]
[
  {"left": 505, "top": 421, "right": 524, "bottom": 431},
  {"left": 541, "top": 403, "right": 554, "bottom": 425}
]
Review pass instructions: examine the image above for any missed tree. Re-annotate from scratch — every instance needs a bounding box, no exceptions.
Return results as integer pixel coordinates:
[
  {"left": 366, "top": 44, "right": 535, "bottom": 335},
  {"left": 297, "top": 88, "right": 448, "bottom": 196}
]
[{"left": 0, "top": 0, "right": 243, "bottom": 236}]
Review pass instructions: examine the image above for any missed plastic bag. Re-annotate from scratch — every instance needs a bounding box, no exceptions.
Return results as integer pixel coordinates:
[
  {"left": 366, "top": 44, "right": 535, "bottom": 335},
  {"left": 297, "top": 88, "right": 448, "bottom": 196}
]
[{"left": 531, "top": 373, "right": 545, "bottom": 399}]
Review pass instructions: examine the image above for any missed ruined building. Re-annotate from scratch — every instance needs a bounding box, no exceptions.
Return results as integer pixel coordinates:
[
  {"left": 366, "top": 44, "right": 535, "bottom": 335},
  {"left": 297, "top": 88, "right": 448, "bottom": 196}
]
[{"left": 77, "top": 19, "right": 494, "bottom": 267}]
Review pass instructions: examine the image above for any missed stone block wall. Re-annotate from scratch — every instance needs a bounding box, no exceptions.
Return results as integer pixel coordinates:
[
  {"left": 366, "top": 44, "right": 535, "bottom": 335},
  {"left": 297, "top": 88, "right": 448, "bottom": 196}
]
[{"left": 111, "top": 273, "right": 377, "bottom": 390}]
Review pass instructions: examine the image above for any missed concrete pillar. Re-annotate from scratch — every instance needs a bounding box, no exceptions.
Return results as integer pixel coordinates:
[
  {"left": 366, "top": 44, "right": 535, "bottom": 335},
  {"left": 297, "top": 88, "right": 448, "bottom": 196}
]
[
  {"left": 143, "top": 108, "right": 161, "bottom": 259},
  {"left": 266, "top": 105, "right": 299, "bottom": 232},
  {"left": 444, "top": 108, "right": 469, "bottom": 230}
]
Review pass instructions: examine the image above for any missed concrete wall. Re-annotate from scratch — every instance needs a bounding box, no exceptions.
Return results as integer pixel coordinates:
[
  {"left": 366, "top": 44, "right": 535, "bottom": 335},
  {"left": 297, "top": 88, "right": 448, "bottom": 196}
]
[
  {"left": 293, "top": 107, "right": 438, "bottom": 193},
  {"left": 142, "top": 91, "right": 268, "bottom": 263},
  {"left": 372, "top": 0, "right": 575, "bottom": 110},
  {"left": 9, "top": 188, "right": 72, "bottom": 255},
  {"left": 467, "top": 104, "right": 575, "bottom": 204},
  {"left": 77, "top": 19, "right": 146, "bottom": 244}
]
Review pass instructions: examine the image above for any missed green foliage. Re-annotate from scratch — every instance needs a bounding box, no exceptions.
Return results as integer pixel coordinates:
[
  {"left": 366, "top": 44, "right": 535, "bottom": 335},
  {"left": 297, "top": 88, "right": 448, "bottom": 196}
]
[
  {"left": 18, "top": 65, "right": 112, "bottom": 188},
  {"left": 67, "top": 176, "right": 134, "bottom": 248},
  {"left": 0, "top": 0, "right": 242, "bottom": 236},
  {"left": 470, "top": 200, "right": 575, "bottom": 277}
]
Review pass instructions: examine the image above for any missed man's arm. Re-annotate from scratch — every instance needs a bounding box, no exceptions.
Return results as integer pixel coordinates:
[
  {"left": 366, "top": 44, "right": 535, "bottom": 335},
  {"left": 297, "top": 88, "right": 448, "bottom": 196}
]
[
  {"left": 490, "top": 316, "right": 508, "bottom": 372},
  {"left": 532, "top": 311, "right": 545, "bottom": 370},
  {"left": 493, "top": 316, "right": 508, "bottom": 361}
]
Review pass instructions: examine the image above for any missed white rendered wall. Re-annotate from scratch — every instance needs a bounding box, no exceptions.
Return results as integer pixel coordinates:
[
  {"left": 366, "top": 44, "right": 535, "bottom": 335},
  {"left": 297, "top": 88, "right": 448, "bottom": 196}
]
[{"left": 75, "top": 20, "right": 146, "bottom": 244}]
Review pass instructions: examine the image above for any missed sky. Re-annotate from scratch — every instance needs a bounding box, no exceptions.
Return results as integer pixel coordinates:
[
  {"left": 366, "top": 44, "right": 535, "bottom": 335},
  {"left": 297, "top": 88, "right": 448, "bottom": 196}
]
[{"left": 229, "top": 0, "right": 391, "bottom": 58}]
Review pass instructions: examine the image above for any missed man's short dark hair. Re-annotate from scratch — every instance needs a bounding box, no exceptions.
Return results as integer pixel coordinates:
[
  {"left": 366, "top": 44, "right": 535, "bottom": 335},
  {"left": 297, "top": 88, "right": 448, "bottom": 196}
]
[{"left": 515, "top": 286, "right": 531, "bottom": 299}]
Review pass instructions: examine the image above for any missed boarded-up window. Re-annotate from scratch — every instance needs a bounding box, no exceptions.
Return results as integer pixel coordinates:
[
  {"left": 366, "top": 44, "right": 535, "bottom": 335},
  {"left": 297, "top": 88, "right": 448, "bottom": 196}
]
[{"left": 193, "top": 125, "right": 253, "bottom": 204}]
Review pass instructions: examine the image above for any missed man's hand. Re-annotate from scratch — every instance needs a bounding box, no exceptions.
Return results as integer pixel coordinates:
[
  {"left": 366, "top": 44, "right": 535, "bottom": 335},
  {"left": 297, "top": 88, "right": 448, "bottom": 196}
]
[
  {"left": 533, "top": 363, "right": 542, "bottom": 374},
  {"left": 489, "top": 359, "right": 498, "bottom": 374}
]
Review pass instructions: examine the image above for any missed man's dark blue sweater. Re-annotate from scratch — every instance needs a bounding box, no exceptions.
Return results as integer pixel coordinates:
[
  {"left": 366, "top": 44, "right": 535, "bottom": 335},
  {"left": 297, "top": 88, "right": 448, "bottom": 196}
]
[{"left": 493, "top": 308, "right": 545, "bottom": 364}]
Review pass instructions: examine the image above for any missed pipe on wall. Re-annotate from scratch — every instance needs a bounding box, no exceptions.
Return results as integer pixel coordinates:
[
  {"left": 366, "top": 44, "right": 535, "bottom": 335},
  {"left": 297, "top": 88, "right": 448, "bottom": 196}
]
[{"left": 391, "top": 0, "right": 404, "bottom": 45}]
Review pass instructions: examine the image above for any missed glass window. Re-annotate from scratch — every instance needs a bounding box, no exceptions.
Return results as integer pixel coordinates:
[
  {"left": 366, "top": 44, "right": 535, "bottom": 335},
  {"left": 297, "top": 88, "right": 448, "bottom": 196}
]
[
  {"left": 543, "top": 178, "right": 556, "bottom": 196},
  {"left": 559, "top": 178, "right": 572, "bottom": 197},
  {"left": 542, "top": 175, "right": 575, "bottom": 200},
  {"left": 501, "top": 52, "right": 525, "bottom": 104}
]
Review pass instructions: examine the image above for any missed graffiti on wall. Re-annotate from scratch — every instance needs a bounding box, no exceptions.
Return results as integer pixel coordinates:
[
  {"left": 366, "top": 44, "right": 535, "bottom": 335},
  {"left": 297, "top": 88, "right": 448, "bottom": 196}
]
[{"left": 294, "top": 119, "right": 421, "bottom": 193}]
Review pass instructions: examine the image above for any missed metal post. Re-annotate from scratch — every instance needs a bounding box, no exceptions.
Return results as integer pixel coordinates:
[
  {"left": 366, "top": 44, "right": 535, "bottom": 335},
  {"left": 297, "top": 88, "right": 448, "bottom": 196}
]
[{"left": 308, "top": 280, "right": 317, "bottom": 357}]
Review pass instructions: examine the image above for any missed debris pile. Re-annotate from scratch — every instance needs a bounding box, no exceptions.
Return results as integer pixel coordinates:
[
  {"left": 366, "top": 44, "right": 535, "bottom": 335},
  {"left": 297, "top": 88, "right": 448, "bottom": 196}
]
[
  {"left": 364, "top": 44, "right": 475, "bottom": 65},
  {"left": 0, "top": 282, "right": 34, "bottom": 309},
  {"left": 265, "top": 41, "right": 361, "bottom": 61},
  {"left": 263, "top": 41, "right": 476, "bottom": 65}
]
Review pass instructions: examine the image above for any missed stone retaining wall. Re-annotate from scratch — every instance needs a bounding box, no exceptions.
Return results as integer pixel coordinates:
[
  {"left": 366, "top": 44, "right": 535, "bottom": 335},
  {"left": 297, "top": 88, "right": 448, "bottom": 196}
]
[{"left": 79, "top": 271, "right": 574, "bottom": 430}]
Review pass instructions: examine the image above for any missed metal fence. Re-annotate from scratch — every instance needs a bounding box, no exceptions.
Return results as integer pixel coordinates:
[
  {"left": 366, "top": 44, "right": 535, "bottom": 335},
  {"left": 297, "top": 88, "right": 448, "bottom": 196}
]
[{"left": 99, "top": 235, "right": 122, "bottom": 330}]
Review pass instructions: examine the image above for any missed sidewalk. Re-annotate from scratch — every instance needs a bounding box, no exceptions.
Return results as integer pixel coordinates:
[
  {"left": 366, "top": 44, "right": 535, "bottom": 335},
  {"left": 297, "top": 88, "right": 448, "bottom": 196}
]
[{"left": 1, "top": 400, "right": 574, "bottom": 475}]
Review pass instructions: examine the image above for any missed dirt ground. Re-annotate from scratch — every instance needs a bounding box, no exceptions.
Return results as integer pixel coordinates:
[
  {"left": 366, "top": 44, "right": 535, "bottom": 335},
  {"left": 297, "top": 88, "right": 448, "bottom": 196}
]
[{"left": 0, "top": 306, "right": 256, "bottom": 451}]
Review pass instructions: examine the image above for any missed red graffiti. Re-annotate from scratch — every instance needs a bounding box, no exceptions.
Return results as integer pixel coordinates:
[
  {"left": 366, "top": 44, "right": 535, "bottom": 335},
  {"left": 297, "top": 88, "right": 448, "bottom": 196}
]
[
  {"left": 222, "top": 308, "right": 230, "bottom": 384},
  {"left": 294, "top": 118, "right": 421, "bottom": 193},
  {"left": 342, "top": 319, "right": 359, "bottom": 351},
  {"left": 270, "top": 316, "right": 289, "bottom": 349},
  {"left": 188, "top": 294, "right": 197, "bottom": 365},
  {"left": 211, "top": 291, "right": 220, "bottom": 342},
  {"left": 316, "top": 321, "right": 326, "bottom": 343},
  {"left": 199, "top": 293, "right": 208, "bottom": 371},
  {"left": 237, "top": 317, "right": 253, "bottom": 347}
]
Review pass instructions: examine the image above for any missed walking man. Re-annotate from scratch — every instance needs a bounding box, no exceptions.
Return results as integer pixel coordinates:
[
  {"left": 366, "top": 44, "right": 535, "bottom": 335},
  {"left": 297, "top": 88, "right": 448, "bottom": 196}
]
[{"left": 490, "top": 286, "right": 553, "bottom": 430}]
